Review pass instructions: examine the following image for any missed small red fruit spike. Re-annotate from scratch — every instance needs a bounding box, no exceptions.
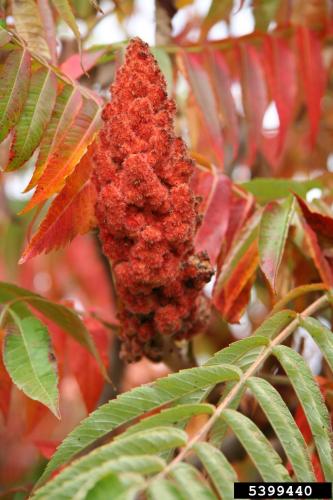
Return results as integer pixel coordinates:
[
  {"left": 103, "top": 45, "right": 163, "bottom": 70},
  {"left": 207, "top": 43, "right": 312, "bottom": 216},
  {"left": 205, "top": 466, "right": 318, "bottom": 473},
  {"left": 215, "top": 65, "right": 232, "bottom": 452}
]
[{"left": 93, "top": 38, "right": 213, "bottom": 362}]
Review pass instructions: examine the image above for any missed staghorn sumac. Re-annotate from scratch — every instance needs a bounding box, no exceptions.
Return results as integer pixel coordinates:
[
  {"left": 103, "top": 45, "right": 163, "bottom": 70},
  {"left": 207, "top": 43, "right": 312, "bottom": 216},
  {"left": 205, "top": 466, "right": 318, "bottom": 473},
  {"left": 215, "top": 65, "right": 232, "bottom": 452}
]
[{"left": 93, "top": 38, "right": 213, "bottom": 362}]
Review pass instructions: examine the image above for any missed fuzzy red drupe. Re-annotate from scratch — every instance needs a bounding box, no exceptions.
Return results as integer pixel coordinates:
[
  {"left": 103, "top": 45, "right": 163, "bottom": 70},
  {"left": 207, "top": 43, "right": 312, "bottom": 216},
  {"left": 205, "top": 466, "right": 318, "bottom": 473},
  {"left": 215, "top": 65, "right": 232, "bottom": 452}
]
[{"left": 93, "top": 38, "right": 213, "bottom": 361}]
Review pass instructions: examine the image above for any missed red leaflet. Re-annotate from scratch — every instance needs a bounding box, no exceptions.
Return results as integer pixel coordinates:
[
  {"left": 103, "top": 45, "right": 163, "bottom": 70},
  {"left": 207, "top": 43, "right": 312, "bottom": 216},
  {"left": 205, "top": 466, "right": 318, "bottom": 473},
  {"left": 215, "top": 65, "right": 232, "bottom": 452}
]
[
  {"left": 60, "top": 50, "right": 105, "bottom": 80},
  {"left": 296, "top": 194, "right": 333, "bottom": 239},
  {"left": 194, "top": 168, "right": 231, "bottom": 265},
  {"left": 208, "top": 49, "right": 239, "bottom": 165},
  {"left": 20, "top": 151, "right": 97, "bottom": 263},
  {"left": 47, "top": 313, "right": 110, "bottom": 413},
  {"left": 224, "top": 189, "right": 255, "bottom": 253},
  {"left": 300, "top": 218, "right": 333, "bottom": 287},
  {"left": 263, "top": 35, "right": 297, "bottom": 160},
  {"left": 181, "top": 51, "right": 224, "bottom": 168},
  {"left": 65, "top": 236, "right": 118, "bottom": 324},
  {"left": 296, "top": 26, "right": 326, "bottom": 145},
  {"left": 0, "top": 328, "right": 12, "bottom": 422},
  {"left": 240, "top": 43, "right": 268, "bottom": 165},
  {"left": 66, "top": 316, "right": 109, "bottom": 413},
  {"left": 296, "top": 195, "right": 333, "bottom": 286},
  {"left": 34, "top": 440, "right": 58, "bottom": 460}
]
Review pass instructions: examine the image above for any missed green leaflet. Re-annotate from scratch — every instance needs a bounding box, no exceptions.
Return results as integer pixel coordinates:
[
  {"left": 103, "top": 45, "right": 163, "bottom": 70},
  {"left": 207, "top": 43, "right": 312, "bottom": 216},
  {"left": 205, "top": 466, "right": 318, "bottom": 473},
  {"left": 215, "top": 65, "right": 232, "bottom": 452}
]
[
  {"left": 51, "top": 0, "right": 81, "bottom": 50},
  {"left": 259, "top": 196, "right": 295, "bottom": 291},
  {"left": 71, "top": 456, "right": 162, "bottom": 500},
  {"left": 148, "top": 479, "right": 187, "bottom": 500},
  {"left": 170, "top": 463, "right": 216, "bottom": 499},
  {"left": 12, "top": 0, "right": 51, "bottom": 59},
  {"left": 247, "top": 377, "right": 314, "bottom": 481},
  {"left": 221, "top": 409, "right": 290, "bottom": 481},
  {"left": 0, "top": 282, "right": 104, "bottom": 375},
  {"left": 37, "top": 333, "right": 275, "bottom": 486},
  {"left": 254, "top": 309, "right": 296, "bottom": 338},
  {"left": 36, "top": 363, "right": 241, "bottom": 485},
  {"left": 3, "top": 309, "right": 59, "bottom": 417},
  {"left": 118, "top": 403, "right": 214, "bottom": 439},
  {"left": 7, "top": 67, "right": 57, "bottom": 171},
  {"left": 207, "top": 336, "right": 269, "bottom": 446},
  {"left": 207, "top": 335, "right": 269, "bottom": 366},
  {"left": 241, "top": 177, "right": 322, "bottom": 204},
  {"left": 300, "top": 316, "right": 333, "bottom": 372},
  {"left": 0, "top": 49, "right": 31, "bottom": 143},
  {"left": 273, "top": 345, "right": 333, "bottom": 481},
  {"left": 33, "top": 428, "right": 185, "bottom": 499},
  {"left": 208, "top": 382, "right": 244, "bottom": 447},
  {"left": 194, "top": 442, "right": 237, "bottom": 500},
  {"left": 86, "top": 473, "right": 144, "bottom": 500}
]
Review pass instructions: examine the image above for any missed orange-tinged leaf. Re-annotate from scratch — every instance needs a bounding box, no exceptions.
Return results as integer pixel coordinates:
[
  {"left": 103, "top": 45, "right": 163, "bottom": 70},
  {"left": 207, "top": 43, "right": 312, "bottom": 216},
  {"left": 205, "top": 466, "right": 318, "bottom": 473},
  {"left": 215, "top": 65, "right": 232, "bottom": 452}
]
[
  {"left": 25, "top": 86, "right": 83, "bottom": 191},
  {"left": 296, "top": 26, "right": 326, "bottom": 145},
  {"left": 12, "top": 0, "right": 51, "bottom": 60},
  {"left": 182, "top": 51, "right": 224, "bottom": 167},
  {"left": 259, "top": 196, "right": 295, "bottom": 292},
  {"left": 0, "top": 49, "right": 31, "bottom": 144},
  {"left": 7, "top": 68, "right": 57, "bottom": 171},
  {"left": 214, "top": 240, "right": 259, "bottom": 323},
  {"left": 213, "top": 209, "right": 261, "bottom": 322},
  {"left": 224, "top": 273, "right": 255, "bottom": 324},
  {"left": 20, "top": 152, "right": 97, "bottom": 263},
  {"left": 194, "top": 170, "right": 231, "bottom": 265},
  {"left": 23, "top": 98, "right": 101, "bottom": 211}
]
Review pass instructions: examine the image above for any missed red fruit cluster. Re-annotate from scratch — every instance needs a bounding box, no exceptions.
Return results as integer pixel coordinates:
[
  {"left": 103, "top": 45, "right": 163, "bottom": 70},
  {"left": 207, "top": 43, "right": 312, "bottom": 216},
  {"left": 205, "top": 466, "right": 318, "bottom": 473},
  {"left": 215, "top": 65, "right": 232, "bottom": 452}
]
[{"left": 93, "top": 38, "right": 213, "bottom": 362}]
